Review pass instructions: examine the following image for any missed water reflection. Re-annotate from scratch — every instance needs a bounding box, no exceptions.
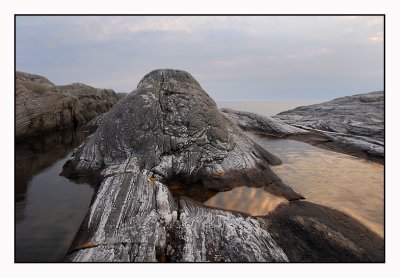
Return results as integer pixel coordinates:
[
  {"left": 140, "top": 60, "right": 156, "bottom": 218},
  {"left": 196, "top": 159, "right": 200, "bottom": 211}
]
[
  {"left": 204, "top": 186, "right": 287, "bottom": 216},
  {"left": 15, "top": 129, "right": 94, "bottom": 262},
  {"left": 168, "top": 177, "right": 287, "bottom": 216},
  {"left": 247, "top": 133, "right": 384, "bottom": 237},
  {"left": 15, "top": 129, "right": 88, "bottom": 204}
]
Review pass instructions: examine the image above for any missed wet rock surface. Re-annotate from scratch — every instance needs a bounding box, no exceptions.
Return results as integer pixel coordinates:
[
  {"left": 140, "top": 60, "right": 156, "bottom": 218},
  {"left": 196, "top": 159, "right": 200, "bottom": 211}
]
[
  {"left": 62, "top": 70, "right": 383, "bottom": 262},
  {"left": 16, "top": 71, "right": 119, "bottom": 140}
]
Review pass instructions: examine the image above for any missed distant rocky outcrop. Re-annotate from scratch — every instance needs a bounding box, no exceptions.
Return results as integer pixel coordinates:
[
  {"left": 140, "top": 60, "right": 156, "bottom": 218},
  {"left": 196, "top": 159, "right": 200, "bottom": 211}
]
[
  {"left": 274, "top": 91, "right": 384, "bottom": 162},
  {"left": 16, "top": 71, "right": 119, "bottom": 140},
  {"left": 222, "top": 91, "right": 384, "bottom": 164},
  {"left": 221, "top": 108, "right": 311, "bottom": 137},
  {"left": 275, "top": 91, "right": 384, "bottom": 142},
  {"left": 62, "top": 70, "right": 383, "bottom": 262}
]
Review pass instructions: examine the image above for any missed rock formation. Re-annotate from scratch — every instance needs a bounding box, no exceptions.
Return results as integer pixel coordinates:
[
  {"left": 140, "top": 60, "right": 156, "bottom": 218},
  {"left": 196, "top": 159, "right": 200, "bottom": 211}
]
[
  {"left": 222, "top": 92, "right": 384, "bottom": 164},
  {"left": 62, "top": 70, "right": 383, "bottom": 262},
  {"left": 274, "top": 92, "right": 384, "bottom": 163},
  {"left": 221, "top": 108, "right": 311, "bottom": 137},
  {"left": 16, "top": 71, "right": 119, "bottom": 140}
]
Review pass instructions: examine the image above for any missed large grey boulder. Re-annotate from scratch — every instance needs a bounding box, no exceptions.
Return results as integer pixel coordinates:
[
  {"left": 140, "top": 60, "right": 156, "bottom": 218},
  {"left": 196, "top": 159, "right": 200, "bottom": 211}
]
[
  {"left": 62, "top": 69, "right": 303, "bottom": 262},
  {"left": 16, "top": 71, "right": 119, "bottom": 140},
  {"left": 62, "top": 70, "right": 383, "bottom": 262},
  {"left": 64, "top": 69, "right": 301, "bottom": 200}
]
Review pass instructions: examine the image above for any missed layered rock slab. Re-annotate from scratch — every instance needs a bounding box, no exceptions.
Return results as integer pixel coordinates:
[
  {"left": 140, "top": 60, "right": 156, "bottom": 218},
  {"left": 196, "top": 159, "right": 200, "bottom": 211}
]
[
  {"left": 273, "top": 91, "right": 384, "bottom": 163},
  {"left": 222, "top": 92, "right": 384, "bottom": 163},
  {"left": 16, "top": 71, "right": 119, "bottom": 140},
  {"left": 63, "top": 69, "right": 301, "bottom": 262}
]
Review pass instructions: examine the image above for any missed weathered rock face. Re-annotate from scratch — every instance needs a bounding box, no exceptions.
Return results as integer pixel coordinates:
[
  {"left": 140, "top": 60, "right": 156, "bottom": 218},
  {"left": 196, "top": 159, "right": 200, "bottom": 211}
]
[
  {"left": 222, "top": 92, "right": 384, "bottom": 164},
  {"left": 62, "top": 69, "right": 303, "bottom": 262},
  {"left": 65, "top": 69, "right": 301, "bottom": 200},
  {"left": 275, "top": 91, "right": 384, "bottom": 142},
  {"left": 273, "top": 91, "right": 384, "bottom": 162},
  {"left": 221, "top": 108, "right": 311, "bottom": 137},
  {"left": 16, "top": 71, "right": 119, "bottom": 140},
  {"left": 63, "top": 70, "right": 383, "bottom": 262}
]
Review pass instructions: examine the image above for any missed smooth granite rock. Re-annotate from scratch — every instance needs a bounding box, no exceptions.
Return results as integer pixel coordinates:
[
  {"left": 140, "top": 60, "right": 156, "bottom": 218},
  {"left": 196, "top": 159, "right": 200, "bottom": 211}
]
[{"left": 16, "top": 71, "right": 119, "bottom": 140}]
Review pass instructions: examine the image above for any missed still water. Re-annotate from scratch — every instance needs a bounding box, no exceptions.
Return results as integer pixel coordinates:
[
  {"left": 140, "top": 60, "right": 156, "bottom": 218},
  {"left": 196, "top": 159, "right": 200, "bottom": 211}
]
[
  {"left": 238, "top": 133, "right": 383, "bottom": 237},
  {"left": 15, "top": 130, "right": 94, "bottom": 262},
  {"left": 210, "top": 101, "right": 383, "bottom": 237}
]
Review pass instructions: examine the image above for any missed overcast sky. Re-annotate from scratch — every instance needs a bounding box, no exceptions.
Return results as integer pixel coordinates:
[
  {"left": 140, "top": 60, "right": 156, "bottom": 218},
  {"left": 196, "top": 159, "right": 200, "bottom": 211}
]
[{"left": 16, "top": 16, "right": 383, "bottom": 101}]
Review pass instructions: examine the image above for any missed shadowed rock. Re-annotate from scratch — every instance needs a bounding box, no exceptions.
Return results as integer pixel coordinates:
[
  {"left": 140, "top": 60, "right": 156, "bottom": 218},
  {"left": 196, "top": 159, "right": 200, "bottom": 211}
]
[
  {"left": 264, "top": 201, "right": 384, "bottom": 262},
  {"left": 16, "top": 71, "right": 119, "bottom": 140}
]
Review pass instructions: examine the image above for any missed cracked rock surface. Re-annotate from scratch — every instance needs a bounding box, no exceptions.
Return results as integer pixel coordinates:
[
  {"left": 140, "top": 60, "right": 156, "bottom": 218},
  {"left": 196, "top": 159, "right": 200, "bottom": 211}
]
[
  {"left": 16, "top": 71, "right": 119, "bottom": 140},
  {"left": 62, "top": 69, "right": 383, "bottom": 262}
]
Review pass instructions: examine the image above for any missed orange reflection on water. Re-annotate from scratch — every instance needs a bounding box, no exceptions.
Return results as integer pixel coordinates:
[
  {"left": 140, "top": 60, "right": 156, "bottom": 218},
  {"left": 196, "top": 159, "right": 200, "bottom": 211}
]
[
  {"left": 204, "top": 186, "right": 287, "bottom": 216},
  {"left": 247, "top": 133, "right": 384, "bottom": 238}
]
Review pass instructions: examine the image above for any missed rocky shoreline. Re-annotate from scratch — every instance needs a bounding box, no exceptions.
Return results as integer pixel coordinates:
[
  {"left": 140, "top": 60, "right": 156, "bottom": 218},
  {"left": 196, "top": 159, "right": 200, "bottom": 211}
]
[
  {"left": 16, "top": 71, "right": 119, "bottom": 140},
  {"left": 59, "top": 69, "right": 384, "bottom": 262},
  {"left": 222, "top": 92, "right": 384, "bottom": 165},
  {"left": 275, "top": 92, "right": 384, "bottom": 163}
]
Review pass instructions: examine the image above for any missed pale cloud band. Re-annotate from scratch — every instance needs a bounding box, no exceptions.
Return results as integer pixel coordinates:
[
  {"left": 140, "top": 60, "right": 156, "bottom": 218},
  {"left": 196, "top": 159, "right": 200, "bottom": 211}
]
[{"left": 16, "top": 15, "right": 383, "bottom": 101}]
